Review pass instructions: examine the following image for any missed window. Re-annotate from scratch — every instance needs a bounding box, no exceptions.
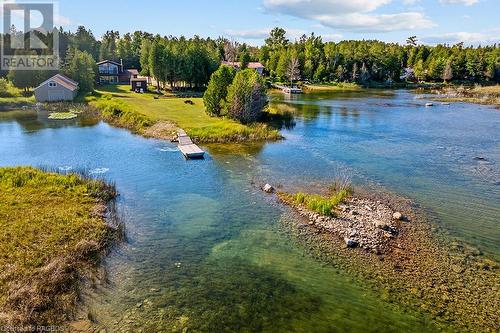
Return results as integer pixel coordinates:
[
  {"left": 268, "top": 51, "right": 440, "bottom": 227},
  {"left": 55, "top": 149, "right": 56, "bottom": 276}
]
[
  {"left": 48, "top": 82, "right": 57, "bottom": 87},
  {"left": 136, "top": 82, "right": 142, "bottom": 87}
]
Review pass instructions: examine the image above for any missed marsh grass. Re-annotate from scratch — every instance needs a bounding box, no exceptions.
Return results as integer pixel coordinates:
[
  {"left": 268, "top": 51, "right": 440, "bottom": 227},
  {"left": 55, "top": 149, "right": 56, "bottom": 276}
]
[
  {"left": 436, "top": 84, "right": 500, "bottom": 106},
  {"left": 279, "top": 189, "right": 351, "bottom": 217},
  {"left": 0, "top": 167, "right": 120, "bottom": 326}
]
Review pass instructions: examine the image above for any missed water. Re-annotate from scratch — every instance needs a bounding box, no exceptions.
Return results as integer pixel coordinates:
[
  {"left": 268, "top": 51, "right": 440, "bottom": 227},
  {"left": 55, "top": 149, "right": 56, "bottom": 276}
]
[{"left": 0, "top": 90, "right": 498, "bottom": 332}]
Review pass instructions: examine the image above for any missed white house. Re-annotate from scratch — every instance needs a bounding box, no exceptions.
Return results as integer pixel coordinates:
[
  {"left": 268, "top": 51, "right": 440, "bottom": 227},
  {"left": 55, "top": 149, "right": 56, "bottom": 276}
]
[{"left": 34, "top": 74, "right": 79, "bottom": 102}]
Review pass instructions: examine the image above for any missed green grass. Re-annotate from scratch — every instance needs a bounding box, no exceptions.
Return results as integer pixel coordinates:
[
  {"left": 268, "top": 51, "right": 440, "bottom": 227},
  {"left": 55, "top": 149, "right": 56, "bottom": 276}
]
[
  {"left": 0, "top": 167, "right": 118, "bottom": 325},
  {"left": 279, "top": 189, "right": 351, "bottom": 217},
  {"left": 0, "top": 79, "right": 35, "bottom": 109},
  {"left": 88, "top": 85, "right": 281, "bottom": 143},
  {"left": 303, "top": 82, "right": 362, "bottom": 92}
]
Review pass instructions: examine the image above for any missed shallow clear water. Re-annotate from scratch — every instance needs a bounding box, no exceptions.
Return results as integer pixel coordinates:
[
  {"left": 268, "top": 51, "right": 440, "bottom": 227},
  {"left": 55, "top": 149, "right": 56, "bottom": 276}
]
[{"left": 0, "top": 90, "right": 498, "bottom": 332}]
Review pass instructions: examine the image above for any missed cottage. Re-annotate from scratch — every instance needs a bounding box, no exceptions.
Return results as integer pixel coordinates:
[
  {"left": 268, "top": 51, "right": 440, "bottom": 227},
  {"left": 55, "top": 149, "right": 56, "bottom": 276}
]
[
  {"left": 221, "top": 61, "right": 265, "bottom": 75},
  {"left": 97, "top": 60, "right": 139, "bottom": 84},
  {"left": 131, "top": 77, "right": 148, "bottom": 92},
  {"left": 34, "top": 74, "right": 78, "bottom": 102}
]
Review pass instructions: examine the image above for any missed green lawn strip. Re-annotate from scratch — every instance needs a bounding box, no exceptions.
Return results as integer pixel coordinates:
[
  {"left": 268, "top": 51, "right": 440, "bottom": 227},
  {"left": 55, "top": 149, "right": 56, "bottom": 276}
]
[
  {"left": 0, "top": 167, "right": 119, "bottom": 325},
  {"left": 88, "top": 85, "right": 281, "bottom": 143}
]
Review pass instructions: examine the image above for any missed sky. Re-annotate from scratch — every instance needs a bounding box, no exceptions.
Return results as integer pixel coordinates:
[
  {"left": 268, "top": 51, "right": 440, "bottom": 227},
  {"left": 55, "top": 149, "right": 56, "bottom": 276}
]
[{"left": 4, "top": 0, "right": 500, "bottom": 46}]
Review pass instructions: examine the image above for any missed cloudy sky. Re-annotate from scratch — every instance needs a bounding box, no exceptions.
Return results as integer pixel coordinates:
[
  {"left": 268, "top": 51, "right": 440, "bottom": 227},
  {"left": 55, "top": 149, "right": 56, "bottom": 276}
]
[{"left": 9, "top": 0, "right": 500, "bottom": 45}]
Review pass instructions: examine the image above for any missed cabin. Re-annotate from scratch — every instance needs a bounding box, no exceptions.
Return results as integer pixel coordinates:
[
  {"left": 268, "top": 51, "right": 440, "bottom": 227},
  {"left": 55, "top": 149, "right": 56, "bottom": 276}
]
[
  {"left": 97, "top": 60, "right": 139, "bottom": 84},
  {"left": 34, "top": 74, "right": 78, "bottom": 102},
  {"left": 131, "top": 77, "right": 148, "bottom": 92},
  {"left": 221, "top": 61, "right": 265, "bottom": 76}
]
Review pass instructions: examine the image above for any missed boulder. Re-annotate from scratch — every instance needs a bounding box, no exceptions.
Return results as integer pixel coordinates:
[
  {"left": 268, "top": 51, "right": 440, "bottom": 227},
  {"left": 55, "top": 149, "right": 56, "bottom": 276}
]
[
  {"left": 263, "top": 184, "right": 275, "bottom": 193},
  {"left": 344, "top": 238, "right": 358, "bottom": 248},
  {"left": 393, "top": 212, "right": 403, "bottom": 220}
]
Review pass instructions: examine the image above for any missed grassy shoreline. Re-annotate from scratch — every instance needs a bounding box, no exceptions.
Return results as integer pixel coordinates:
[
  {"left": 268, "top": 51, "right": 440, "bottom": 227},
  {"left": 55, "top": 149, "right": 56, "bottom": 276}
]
[
  {"left": 302, "top": 82, "right": 362, "bottom": 92},
  {"left": 86, "top": 85, "right": 281, "bottom": 143},
  {"left": 0, "top": 167, "right": 121, "bottom": 326}
]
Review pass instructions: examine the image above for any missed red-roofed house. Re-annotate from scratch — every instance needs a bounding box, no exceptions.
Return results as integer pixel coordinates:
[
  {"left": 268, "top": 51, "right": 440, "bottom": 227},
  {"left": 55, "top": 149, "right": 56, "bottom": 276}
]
[
  {"left": 221, "top": 61, "right": 265, "bottom": 76},
  {"left": 34, "top": 74, "right": 79, "bottom": 102}
]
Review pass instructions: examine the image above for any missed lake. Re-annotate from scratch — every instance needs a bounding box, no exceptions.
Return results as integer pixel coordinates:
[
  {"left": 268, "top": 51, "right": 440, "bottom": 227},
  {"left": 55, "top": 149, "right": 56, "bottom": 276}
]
[{"left": 0, "top": 89, "right": 498, "bottom": 332}]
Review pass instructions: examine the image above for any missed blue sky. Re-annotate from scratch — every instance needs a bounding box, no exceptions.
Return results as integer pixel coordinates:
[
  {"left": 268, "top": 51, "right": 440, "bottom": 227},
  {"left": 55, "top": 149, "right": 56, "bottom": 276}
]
[{"left": 18, "top": 0, "right": 500, "bottom": 45}]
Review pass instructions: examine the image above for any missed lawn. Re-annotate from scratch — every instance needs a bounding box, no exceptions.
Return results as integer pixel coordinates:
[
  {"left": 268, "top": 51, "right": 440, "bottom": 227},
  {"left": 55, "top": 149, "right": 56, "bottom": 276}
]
[
  {"left": 87, "top": 85, "right": 281, "bottom": 143},
  {"left": 0, "top": 167, "right": 119, "bottom": 325}
]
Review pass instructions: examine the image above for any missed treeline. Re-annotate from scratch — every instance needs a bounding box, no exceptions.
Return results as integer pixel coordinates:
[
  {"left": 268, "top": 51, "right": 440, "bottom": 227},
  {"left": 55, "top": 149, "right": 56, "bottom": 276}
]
[
  {"left": 1, "top": 26, "right": 499, "bottom": 92},
  {"left": 258, "top": 28, "right": 500, "bottom": 84}
]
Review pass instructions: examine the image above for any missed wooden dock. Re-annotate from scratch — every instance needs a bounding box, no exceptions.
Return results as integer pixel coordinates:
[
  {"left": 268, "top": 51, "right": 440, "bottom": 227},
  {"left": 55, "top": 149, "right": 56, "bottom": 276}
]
[
  {"left": 177, "top": 129, "right": 205, "bottom": 159},
  {"left": 272, "top": 84, "right": 303, "bottom": 94}
]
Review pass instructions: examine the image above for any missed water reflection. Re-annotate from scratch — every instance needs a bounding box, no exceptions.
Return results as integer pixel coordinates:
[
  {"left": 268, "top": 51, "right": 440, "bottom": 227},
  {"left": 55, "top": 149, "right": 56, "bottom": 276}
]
[{"left": 0, "top": 109, "right": 99, "bottom": 133}]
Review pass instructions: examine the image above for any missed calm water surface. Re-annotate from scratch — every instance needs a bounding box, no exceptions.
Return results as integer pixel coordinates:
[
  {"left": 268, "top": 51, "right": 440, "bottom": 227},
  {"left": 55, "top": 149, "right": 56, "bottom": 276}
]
[{"left": 0, "top": 90, "right": 498, "bottom": 332}]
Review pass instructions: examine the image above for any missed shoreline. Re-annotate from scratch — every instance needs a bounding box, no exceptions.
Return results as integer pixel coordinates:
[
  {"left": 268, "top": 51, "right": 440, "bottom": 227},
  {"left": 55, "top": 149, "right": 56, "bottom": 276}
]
[
  {"left": 276, "top": 186, "right": 500, "bottom": 332},
  {"left": 0, "top": 167, "right": 122, "bottom": 328},
  {"left": 428, "top": 85, "right": 500, "bottom": 108}
]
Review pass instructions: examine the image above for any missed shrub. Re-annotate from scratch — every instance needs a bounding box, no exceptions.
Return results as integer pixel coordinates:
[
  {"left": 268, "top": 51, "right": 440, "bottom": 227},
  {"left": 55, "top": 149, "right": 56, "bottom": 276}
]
[
  {"left": 0, "top": 78, "right": 20, "bottom": 97},
  {"left": 226, "top": 69, "right": 267, "bottom": 124}
]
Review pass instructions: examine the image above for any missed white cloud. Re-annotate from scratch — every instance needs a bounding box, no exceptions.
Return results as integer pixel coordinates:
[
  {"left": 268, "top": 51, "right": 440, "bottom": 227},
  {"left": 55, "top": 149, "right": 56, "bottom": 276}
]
[
  {"left": 263, "top": 0, "right": 435, "bottom": 32},
  {"left": 264, "top": 0, "right": 391, "bottom": 17},
  {"left": 422, "top": 32, "right": 500, "bottom": 45},
  {"left": 224, "top": 28, "right": 271, "bottom": 39},
  {"left": 439, "top": 0, "right": 479, "bottom": 5},
  {"left": 402, "top": 0, "right": 419, "bottom": 4},
  {"left": 224, "top": 27, "right": 342, "bottom": 42},
  {"left": 317, "top": 12, "right": 435, "bottom": 32}
]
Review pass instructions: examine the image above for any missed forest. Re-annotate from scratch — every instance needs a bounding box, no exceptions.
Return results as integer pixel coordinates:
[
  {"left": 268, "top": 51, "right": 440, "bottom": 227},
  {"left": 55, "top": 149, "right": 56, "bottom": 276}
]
[{"left": 0, "top": 26, "right": 499, "bottom": 92}]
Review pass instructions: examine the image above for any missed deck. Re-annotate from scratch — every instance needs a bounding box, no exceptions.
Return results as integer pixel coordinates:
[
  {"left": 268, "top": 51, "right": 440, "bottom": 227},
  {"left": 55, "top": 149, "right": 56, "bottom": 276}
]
[{"left": 177, "top": 129, "right": 205, "bottom": 159}]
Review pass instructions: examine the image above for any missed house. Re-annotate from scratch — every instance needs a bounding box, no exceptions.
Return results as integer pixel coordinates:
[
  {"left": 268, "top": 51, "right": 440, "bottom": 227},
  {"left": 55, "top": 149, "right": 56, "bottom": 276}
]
[
  {"left": 221, "top": 61, "right": 265, "bottom": 75},
  {"left": 97, "top": 60, "right": 139, "bottom": 84},
  {"left": 34, "top": 74, "right": 78, "bottom": 102}
]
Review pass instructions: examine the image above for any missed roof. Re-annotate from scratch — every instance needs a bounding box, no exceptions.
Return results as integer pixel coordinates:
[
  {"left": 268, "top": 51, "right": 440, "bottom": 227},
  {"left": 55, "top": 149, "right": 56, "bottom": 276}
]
[
  {"left": 97, "top": 60, "right": 122, "bottom": 66},
  {"left": 126, "top": 69, "right": 139, "bottom": 75},
  {"left": 35, "top": 74, "right": 79, "bottom": 91},
  {"left": 221, "top": 61, "right": 264, "bottom": 69}
]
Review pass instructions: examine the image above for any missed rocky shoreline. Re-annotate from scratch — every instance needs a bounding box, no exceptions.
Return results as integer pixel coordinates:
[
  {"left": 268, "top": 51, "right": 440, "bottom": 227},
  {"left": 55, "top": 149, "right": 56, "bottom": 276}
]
[
  {"left": 270, "top": 185, "right": 500, "bottom": 332},
  {"left": 291, "top": 196, "right": 406, "bottom": 254}
]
